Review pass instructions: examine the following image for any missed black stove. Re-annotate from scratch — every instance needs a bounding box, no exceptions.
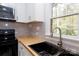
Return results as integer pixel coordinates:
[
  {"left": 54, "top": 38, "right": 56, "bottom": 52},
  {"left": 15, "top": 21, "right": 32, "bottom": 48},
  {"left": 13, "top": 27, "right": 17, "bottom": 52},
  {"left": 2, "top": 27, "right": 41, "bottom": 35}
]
[{"left": 0, "top": 29, "right": 18, "bottom": 56}]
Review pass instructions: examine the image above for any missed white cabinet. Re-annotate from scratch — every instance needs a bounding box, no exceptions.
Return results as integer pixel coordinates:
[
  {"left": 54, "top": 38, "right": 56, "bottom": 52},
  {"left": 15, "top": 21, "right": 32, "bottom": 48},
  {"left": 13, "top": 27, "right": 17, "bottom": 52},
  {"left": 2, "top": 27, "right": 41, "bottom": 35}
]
[
  {"left": 18, "top": 43, "right": 32, "bottom": 56},
  {"left": 15, "top": 3, "right": 45, "bottom": 23},
  {"left": 15, "top": 3, "right": 27, "bottom": 23},
  {"left": 26, "top": 3, "right": 45, "bottom": 22},
  {"left": 0, "top": 3, "right": 45, "bottom": 23},
  {"left": 34, "top": 3, "right": 45, "bottom": 22},
  {"left": 26, "top": 4, "right": 35, "bottom": 20}
]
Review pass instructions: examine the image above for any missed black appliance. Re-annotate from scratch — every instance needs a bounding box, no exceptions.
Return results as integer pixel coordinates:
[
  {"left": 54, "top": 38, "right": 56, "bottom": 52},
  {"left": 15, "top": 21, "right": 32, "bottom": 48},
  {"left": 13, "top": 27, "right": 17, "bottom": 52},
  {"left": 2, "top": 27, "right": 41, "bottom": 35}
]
[
  {"left": 0, "top": 5, "right": 14, "bottom": 20},
  {"left": 0, "top": 29, "right": 18, "bottom": 56}
]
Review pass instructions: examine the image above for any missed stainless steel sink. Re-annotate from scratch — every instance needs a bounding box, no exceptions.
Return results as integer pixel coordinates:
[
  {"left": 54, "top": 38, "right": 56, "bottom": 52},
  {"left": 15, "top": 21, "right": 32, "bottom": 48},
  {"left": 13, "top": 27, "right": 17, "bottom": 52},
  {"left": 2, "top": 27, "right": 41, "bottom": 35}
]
[{"left": 29, "top": 41, "right": 79, "bottom": 56}]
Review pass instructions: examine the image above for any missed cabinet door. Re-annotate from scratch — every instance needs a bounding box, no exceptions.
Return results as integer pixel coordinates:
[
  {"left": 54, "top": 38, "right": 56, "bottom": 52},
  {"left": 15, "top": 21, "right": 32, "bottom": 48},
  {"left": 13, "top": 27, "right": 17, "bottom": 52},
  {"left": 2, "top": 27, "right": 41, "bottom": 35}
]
[
  {"left": 34, "top": 3, "right": 45, "bottom": 21},
  {"left": 15, "top": 3, "right": 45, "bottom": 23},
  {"left": 26, "top": 3, "right": 44, "bottom": 22},
  {"left": 18, "top": 43, "right": 23, "bottom": 56},
  {"left": 18, "top": 43, "right": 32, "bottom": 56},
  {"left": 15, "top": 4, "right": 27, "bottom": 22},
  {"left": 26, "top": 4, "right": 35, "bottom": 21}
]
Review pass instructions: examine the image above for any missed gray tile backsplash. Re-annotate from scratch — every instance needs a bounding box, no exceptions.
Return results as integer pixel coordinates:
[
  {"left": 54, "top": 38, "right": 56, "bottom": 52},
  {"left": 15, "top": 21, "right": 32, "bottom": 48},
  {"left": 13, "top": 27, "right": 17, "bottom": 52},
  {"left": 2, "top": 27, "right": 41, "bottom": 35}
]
[
  {"left": 0, "top": 21, "right": 29, "bottom": 36},
  {"left": 27, "top": 22, "right": 45, "bottom": 36},
  {"left": 0, "top": 21, "right": 44, "bottom": 37}
]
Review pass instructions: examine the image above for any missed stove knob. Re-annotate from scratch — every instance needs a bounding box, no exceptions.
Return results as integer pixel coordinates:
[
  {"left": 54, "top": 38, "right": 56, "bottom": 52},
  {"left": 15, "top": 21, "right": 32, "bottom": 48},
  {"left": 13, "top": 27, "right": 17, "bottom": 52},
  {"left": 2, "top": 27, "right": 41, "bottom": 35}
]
[
  {"left": 5, "top": 31, "right": 8, "bottom": 34},
  {"left": 5, "top": 37, "right": 7, "bottom": 40}
]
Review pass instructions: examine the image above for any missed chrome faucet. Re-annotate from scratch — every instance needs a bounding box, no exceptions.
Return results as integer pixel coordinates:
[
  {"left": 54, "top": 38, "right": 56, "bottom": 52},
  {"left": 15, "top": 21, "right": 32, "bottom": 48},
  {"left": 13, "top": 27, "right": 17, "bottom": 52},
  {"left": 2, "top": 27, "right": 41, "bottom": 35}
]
[{"left": 54, "top": 27, "right": 63, "bottom": 49}]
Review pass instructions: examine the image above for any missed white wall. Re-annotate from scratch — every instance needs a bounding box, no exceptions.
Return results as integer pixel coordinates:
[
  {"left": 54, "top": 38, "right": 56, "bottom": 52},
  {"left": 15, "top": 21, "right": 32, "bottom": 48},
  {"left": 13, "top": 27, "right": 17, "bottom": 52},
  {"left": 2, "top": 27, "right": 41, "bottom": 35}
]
[{"left": 44, "top": 3, "right": 52, "bottom": 35}]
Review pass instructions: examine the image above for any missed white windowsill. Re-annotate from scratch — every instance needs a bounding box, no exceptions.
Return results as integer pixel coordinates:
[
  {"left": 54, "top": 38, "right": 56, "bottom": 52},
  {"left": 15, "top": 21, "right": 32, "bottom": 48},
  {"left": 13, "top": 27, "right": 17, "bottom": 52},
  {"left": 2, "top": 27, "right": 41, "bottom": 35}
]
[{"left": 52, "top": 34, "right": 79, "bottom": 41}]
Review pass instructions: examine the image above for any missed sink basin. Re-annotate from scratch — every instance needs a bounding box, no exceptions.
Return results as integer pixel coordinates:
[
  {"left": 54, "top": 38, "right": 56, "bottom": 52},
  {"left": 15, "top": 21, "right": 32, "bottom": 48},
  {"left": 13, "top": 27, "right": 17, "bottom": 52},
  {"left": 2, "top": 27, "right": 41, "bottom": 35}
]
[
  {"left": 29, "top": 41, "right": 59, "bottom": 56},
  {"left": 29, "top": 41, "right": 79, "bottom": 56}
]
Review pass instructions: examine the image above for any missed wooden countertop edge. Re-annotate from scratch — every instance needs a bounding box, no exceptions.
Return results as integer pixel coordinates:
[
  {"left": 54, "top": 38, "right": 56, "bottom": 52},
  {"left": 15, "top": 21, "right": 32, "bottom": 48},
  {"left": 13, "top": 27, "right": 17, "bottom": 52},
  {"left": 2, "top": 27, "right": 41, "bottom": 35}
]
[{"left": 18, "top": 41, "right": 39, "bottom": 56}]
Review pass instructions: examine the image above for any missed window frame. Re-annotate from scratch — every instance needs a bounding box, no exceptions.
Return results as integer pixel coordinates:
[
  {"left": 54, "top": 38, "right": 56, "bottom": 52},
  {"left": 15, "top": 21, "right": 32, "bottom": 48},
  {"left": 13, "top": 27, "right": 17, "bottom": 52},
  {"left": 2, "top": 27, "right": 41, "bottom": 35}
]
[{"left": 51, "top": 13, "right": 79, "bottom": 40}]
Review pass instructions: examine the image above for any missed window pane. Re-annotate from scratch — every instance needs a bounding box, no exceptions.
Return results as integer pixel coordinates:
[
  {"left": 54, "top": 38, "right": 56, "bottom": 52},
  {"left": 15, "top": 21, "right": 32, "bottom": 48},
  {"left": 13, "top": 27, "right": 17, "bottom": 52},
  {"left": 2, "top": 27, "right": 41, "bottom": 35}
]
[
  {"left": 52, "top": 3, "right": 79, "bottom": 36},
  {"left": 52, "top": 15, "right": 78, "bottom": 36},
  {"left": 52, "top": 3, "right": 79, "bottom": 17}
]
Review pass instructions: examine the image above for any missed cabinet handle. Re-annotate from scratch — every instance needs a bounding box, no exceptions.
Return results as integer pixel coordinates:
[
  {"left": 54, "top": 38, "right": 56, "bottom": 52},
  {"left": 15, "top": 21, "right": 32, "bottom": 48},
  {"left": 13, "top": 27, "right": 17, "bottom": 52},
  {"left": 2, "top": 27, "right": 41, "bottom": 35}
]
[
  {"left": 28, "top": 16, "right": 31, "bottom": 20},
  {"left": 17, "top": 16, "right": 18, "bottom": 20}
]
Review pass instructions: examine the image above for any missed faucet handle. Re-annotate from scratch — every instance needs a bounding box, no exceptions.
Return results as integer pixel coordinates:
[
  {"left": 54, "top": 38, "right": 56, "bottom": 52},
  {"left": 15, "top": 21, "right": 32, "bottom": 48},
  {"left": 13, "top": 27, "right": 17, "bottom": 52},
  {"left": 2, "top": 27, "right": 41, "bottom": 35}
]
[
  {"left": 57, "top": 42, "right": 62, "bottom": 48},
  {"left": 57, "top": 42, "right": 62, "bottom": 45},
  {"left": 57, "top": 42, "right": 63, "bottom": 51}
]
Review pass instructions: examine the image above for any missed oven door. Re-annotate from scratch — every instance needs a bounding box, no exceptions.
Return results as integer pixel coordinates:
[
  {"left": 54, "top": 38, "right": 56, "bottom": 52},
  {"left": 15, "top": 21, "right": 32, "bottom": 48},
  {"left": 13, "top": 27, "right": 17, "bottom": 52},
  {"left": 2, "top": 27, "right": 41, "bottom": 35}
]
[{"left": 0, "top": 40, "right": 18, "bottom": 56}]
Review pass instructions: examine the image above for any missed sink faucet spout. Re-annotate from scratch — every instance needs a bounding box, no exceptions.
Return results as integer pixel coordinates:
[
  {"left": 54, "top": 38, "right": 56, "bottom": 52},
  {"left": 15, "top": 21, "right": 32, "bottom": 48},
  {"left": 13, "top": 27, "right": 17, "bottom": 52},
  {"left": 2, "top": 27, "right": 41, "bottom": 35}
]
[{"left": 54, "top": 27, "right": 63, "bottom": 49}]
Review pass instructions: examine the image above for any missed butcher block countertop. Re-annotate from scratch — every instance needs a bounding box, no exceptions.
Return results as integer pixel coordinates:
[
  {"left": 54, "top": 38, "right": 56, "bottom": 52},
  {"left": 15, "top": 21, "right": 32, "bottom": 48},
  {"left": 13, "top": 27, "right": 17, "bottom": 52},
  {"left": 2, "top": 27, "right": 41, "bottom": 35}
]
[{"left": 17, "top": 36, "right": 45, "bottom": 56}]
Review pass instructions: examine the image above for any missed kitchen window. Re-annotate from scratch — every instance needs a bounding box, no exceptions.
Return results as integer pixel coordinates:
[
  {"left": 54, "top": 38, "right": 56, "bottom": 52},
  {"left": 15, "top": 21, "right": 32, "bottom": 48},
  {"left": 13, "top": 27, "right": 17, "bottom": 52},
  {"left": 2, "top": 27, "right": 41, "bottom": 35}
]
[{"left": 51, "top": 3, "right": 79, "bottom": 39}]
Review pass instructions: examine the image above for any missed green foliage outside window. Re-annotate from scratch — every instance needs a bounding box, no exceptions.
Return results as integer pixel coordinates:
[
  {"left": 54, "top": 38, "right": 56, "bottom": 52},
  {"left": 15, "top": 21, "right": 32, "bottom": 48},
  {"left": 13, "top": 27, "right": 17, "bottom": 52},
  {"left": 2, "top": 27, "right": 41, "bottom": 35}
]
[
  {"left": 52, "top": 15, "right": 78, "bottom": 36},
  {"left": 52, "top": 3, "right": 79, "bottom": 36}
]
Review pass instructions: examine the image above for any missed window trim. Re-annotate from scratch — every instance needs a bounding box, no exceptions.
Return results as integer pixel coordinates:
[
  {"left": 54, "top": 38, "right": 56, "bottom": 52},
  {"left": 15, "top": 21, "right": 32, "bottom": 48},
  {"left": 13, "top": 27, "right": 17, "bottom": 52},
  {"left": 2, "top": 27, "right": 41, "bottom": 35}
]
[
  {"left": 52, "top": 33, "right": 79, "bottom": 41},
  {"left": 52, "top": 13, "right": 79, "bottom": 19}
]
